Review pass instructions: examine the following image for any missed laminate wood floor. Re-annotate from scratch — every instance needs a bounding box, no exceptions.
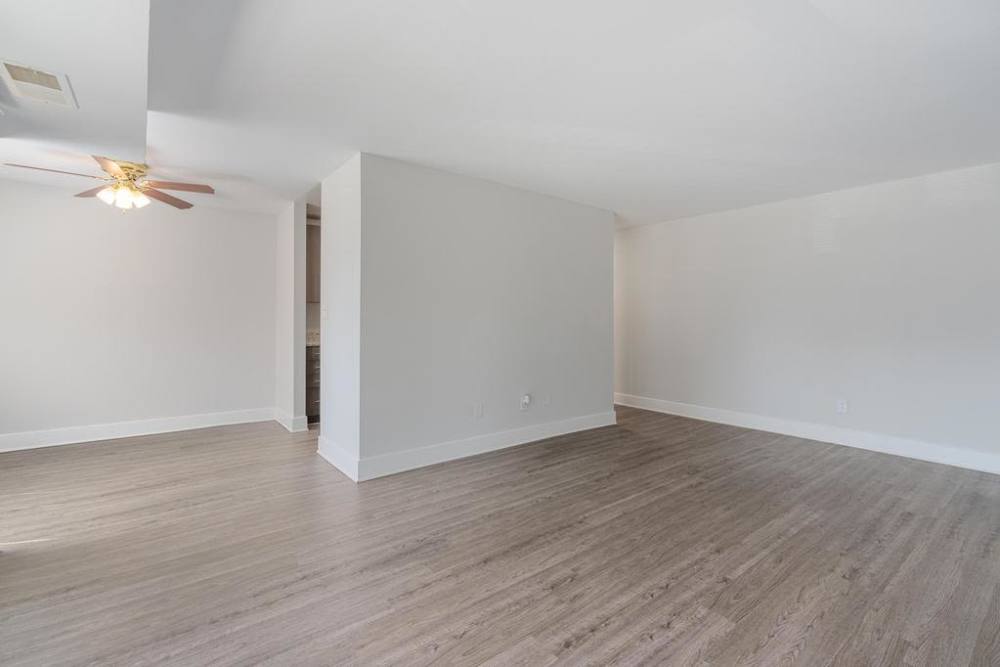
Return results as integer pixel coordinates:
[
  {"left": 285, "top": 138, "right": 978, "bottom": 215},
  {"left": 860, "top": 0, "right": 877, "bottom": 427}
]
[{"left": 2, "top": 406, "right": 999, "bottom": 666}]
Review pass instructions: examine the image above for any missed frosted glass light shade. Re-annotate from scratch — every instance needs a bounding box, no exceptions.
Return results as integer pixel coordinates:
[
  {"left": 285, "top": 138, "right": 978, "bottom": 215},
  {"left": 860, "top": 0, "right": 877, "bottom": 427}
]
[
  {"left": 97, "top": 187, "right": 116, "bottom": 205},
  {"left": 114, "top": 187, "right": 133, "bottom": 209}
]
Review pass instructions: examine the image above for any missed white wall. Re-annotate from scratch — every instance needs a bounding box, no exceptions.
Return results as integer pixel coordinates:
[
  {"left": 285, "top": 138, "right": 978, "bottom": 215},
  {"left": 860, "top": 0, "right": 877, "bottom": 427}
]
[
  {"left": 319, "top": 154, "right": 362, "bottom": 467},
  {"left": 319, "top": 154, "right": 615, "bottom": 480},
  {"left": 616, "top": 162, "right": 1000, "bottom": 471},
  {"left": 274, "top": 199, "right": 307, "bottom": 431},
  {"left": 0, "top": 179, "right": 279, "bottom": 450}
]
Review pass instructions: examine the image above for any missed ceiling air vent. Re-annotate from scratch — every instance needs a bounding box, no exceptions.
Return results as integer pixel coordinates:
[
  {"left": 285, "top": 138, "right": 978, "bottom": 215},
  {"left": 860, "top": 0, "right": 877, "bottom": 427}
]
[{"left": 0, "top": 61, "right": 78, "bottom": 108}]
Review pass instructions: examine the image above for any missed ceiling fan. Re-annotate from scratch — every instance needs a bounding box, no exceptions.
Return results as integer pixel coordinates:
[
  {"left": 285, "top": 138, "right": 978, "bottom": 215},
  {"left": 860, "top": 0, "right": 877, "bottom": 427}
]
[{"left": 3, "top": 155, "right": 214, "bottom": 210}]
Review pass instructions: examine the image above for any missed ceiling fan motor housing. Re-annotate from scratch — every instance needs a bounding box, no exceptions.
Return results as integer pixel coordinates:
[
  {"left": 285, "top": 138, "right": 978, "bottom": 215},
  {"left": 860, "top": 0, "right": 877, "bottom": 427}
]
[{"left": 112, "top": 160, "right": 149, "bottom": 184}]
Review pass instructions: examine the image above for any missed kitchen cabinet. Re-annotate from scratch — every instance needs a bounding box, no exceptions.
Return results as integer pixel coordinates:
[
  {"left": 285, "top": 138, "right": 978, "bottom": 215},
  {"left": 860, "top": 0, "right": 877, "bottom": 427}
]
[
  {"left": 307, "top": 345, "right": 320, "bottom": 422},
  {"left": 306, "top": 224, "right": 321, "bottom": 303}
]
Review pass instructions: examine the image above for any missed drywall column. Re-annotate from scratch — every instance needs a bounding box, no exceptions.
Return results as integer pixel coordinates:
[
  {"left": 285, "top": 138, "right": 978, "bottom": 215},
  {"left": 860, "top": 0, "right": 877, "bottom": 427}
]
[
  {"left": 316, "top": 153, "right": 615, "bottom": 482},
  {"left": 317, "top": 155, "right": 363, "bottom": 478},
  {"left": 274, "top": 198, "right": 308, "bottom": 431}
]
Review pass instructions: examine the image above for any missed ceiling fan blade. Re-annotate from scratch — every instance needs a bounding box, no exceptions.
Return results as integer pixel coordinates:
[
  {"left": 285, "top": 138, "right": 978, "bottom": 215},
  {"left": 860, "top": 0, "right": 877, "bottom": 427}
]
[
  {"left": 4, "top": 163, "right": 104, "bottom": 179},
  {"left": 74, "top": 186, "right": 108, "bottom": 198},
  {"left": 92, "top": 155, "right": 126, "bottom": 179},
  {"left": 143, "top": 180, "right": 214, "bottom": 194},
  {"left": 144, "top": 187, "right": 193, "bottom": 209}
]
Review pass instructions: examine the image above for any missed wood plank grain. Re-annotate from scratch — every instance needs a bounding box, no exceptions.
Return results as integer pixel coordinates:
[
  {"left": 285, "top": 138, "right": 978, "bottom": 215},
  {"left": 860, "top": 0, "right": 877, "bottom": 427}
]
[{"left": 1, "top": 407, "right": 998, "bottom": 666}]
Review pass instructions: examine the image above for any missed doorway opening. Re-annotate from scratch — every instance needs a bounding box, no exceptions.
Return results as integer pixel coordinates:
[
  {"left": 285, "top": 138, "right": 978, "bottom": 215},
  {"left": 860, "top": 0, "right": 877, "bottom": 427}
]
[{"left": 306, "top": 203, "right": 321, "bottom": 425}]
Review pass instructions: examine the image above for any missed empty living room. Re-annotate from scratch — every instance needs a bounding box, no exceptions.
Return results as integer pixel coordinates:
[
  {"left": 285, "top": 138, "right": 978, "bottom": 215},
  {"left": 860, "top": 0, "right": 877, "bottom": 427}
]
[{"left": 2, "top": 1, "right": 999, "bottom": 665}]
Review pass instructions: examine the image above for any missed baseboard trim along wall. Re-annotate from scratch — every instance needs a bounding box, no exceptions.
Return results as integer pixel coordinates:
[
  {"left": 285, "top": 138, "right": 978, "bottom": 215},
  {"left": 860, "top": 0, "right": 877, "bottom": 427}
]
[
  {"left": 274, "top": 410, "right": 310, "bottom": 433},
  {"left": 318, "top": 410, "right": 618, "bottom": 482},
  {"left": 0, "top": 408, "right": 278, "bottom": 453},
  {"left": 615, "top": 393, "right": 1000, "bottom": 476},
  {"left": 316, "top": 436, "right": 360, "bottom": 481}
]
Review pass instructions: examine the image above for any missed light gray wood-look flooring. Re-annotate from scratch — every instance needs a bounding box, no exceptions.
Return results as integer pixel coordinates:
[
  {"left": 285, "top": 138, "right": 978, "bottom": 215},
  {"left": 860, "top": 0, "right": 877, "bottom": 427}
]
[{"left": 2, "top": 406, "right": 1000, "bottom": 665}]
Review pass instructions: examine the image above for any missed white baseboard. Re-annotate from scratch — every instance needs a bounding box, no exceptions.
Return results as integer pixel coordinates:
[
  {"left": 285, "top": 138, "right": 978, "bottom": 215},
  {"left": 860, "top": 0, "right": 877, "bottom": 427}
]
[
  {"left": 317, "top": 411, "right": 617, "bottom": 482},
  {"left": 275, "top": 410, "right": 309, "bottom": 433},
  {"left": 0, "top": 408, "right": 278, "bottom": 453},
  {"left": 317, "top": 435, "right": 360, "bottom": 481},
  {"left": 615, "top": 393, "right": 1000, "bottom": 476}
]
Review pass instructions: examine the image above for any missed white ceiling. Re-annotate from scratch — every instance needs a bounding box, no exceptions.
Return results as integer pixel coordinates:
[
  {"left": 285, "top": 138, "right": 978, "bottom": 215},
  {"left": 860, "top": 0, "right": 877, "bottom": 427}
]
[
  {"left": 3, "top": 1, "right": 1000, "bottom": 222},
  {"left": 0, "top": 1, "right": 148, "bottom": 191}
]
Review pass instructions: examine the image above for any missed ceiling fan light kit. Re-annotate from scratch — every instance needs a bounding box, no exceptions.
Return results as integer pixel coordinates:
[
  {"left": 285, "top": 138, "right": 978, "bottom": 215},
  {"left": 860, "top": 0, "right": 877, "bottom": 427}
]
[
  {"left": 3, "top": 155, "right": 214, "bottom": 211},
  {"left": 100, "top": 183, "right": 150, "bottom": 210}
]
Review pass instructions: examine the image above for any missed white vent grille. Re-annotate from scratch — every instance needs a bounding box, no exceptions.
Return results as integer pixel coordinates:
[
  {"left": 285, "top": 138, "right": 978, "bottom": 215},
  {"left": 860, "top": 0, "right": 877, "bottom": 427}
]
[{"left": 0, "top": 61, "right": 77, "bottom": 108}]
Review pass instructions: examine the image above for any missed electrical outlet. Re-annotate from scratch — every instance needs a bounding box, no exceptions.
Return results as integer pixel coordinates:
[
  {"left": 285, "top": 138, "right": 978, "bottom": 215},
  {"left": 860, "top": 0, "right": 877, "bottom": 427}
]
[
  {"left": 520, "top": 394, "right": 532, "bottom": 411},
  {"left": 836, "top": 398, "right": 849, "bottom": 415}
]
